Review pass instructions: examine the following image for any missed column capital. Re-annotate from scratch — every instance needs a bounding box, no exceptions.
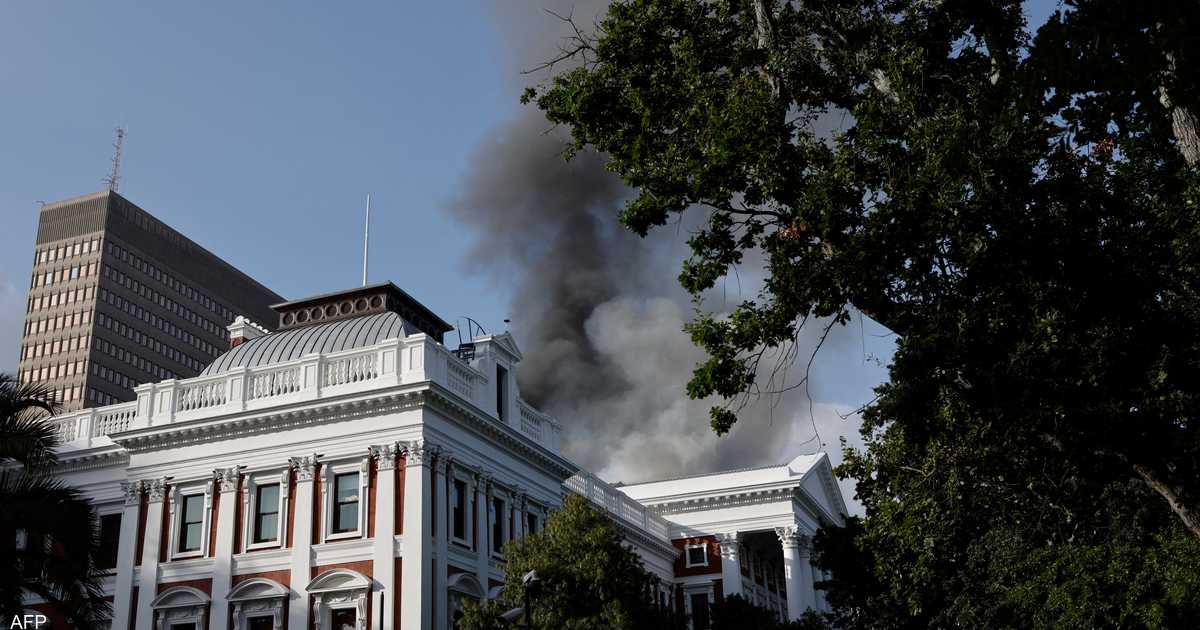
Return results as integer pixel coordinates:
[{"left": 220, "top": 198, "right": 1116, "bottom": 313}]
[
  {"left": 371, "top": 444, "right": 400, "bottom": 470},
  {"left": 775, "top": 526, "right": 809, "bottom": 552},
  {"left": 121, "top": 480, "right": 143, "bottom": 506},
  {"left": 714, "top": 532, "right": 742, "bottom": 557},
  {"left": 214, "top": 467, "right": 240, "bottom": 493},
  {"left": 145, "top": 477, "right": 168, "bottom": 502},
  {"left": 290, "top": 455, "right": 318, "bottom": 481},
  {"left": 403, "top": 440, "right": 431, "bottom": 466}
]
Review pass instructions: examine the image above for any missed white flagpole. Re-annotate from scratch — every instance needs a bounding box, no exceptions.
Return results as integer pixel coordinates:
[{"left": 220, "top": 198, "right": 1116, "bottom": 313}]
[{"left": 362, "top": 193, "right": 372, "bottom": 286}]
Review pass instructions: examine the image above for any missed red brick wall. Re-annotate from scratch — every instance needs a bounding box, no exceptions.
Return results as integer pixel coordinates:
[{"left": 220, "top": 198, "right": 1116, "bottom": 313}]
[
  {"left": 396, "top": 455, "right": 406, "bottom": 535},
  {"left": 157, "top": 485, "right": 171, "bottom": 561},
  {"left": 157, "top": 578, "right": 212, "bottom": 595},
  {"left": 135, "top": 495, "right": 147, "bottom": 565},
  {"left": 232, "top": 569, "right": 291, "bottom": 587},
  {"left": 394, "top": 558, "right": 403, "bottom": 627},
  {"left": 233, "top": 477, "right": 245, "bottom": 554},
  {"left": 368, "top": 462, "right": 378, "bottom": 538},
  {"left": 286, "top": 470, "right": 298, "bottom": 548},
  {"left": 672, "top": 535, "right": 721, "bottom": 577},
  {"left": 208, "top": 484, "right": 221, "bottom": 557}
]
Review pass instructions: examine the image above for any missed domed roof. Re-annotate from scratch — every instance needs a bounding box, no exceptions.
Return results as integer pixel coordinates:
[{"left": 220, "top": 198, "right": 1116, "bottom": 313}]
[{"left": 200, "top": 311, "right": 416, "bottom": 376}]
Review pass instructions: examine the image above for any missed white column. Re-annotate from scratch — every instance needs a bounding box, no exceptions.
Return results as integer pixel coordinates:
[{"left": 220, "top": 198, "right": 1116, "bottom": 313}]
[
  {"left": 775, "top": 526, "right": 814, "bottom": 620},
  {"left": 111, "top": 481, "right": 143, "bottom": 630},
  {"left": 134, "top": 478, "right": 168, "bottom": 630},
  {"left": 433, "top": 452, "right": 451, "bottom": 630},
  {"left": 473, "top": 472, "right": 490, "bottom": 600},
  {"left": 210, "top": 468, "right": 240, "bottom": 630},
  {"left": 289, "top": 456, "right": 317, "bottom": 630},
  {"left": 714, "top": 532, "right": 742, "bottom": 598},
  {"left": 371, "top": 445, "right": 399, "bottom": 630},
  {"left": 399, "top": 441, "right": 433, "bottom": 630}
]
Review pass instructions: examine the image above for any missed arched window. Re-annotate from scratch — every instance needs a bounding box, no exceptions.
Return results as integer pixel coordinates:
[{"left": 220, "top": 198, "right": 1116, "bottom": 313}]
[
  {"left": 228, "top": 578, "right": 288, "bottom": 630},
  {"left": 150, "top": 586, "right": 210, "bottom": 630},
  {"left": 447, "top": 573, "right": 483, "bottom": 629},
  {"left": 306, "top": 569, "right": 370, "bottom": 630}
]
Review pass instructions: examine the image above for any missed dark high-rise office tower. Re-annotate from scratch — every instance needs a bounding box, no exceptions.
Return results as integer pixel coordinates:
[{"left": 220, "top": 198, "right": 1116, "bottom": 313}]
[{"left": 16, "top": 190, "right": 283, "bottom": 411}]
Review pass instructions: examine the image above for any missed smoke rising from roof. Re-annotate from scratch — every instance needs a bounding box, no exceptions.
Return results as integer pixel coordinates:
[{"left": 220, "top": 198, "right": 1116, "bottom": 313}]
[{"left": 447, "top": 2, "right": 875, "bottom": 503}]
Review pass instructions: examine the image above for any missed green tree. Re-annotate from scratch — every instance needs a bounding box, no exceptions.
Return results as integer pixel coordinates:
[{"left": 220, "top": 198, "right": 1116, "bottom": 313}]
[
  {"left": 526, "top": 0, "right": 1200, "bottom": 626},
  {"left": 457, "top": 493, "right": 679, "bottom": 630},
  {"left": 0, "top": 374, "right": 109, "bottom": 627}
]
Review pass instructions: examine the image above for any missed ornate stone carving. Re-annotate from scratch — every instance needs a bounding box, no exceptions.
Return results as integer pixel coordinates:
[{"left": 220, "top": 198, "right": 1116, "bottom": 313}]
[
  {"left": 714, "top": 532, "right": 742, "bottom": 559},
  {"left": 122, "top": 480, "right": 143, "bottom": 505},
  {"left": 370, "top": 444, "right": 399, "bottom": 470},
  {"left": 403, "top": 440, "right": 429, "bottom": 466},
  {"left": 145, "top": 477, "right": 167, "bottom": 502},
  {"left": 774, "top": 525, "right": 807, "bottom": 551},
  {"left": 290, "top": 455, "right": 317, "bottom": 481},
  {"left": 215, "top": 467, "right": 240, "bottom": 493}
]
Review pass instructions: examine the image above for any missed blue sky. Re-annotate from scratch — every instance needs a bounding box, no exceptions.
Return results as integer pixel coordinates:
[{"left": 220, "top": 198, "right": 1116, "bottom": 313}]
[{"left": 0, "top": 2, "right": 526, "bottom": 371}]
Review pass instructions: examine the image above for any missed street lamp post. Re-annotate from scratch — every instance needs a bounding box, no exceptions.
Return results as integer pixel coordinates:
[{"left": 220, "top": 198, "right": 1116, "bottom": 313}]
[{"left": 522, "top": 570, "right": 542, "bottom": 630}]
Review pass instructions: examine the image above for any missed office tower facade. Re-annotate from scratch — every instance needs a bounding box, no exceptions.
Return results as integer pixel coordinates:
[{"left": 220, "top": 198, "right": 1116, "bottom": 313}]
[{"left": 16, "top": 190, "right": 282, "bottom": 411}]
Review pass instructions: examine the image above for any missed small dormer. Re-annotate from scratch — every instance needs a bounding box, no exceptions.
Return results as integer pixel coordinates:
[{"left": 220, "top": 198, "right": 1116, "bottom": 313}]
[{"left": 466, "top": 333, "right": 523, "bottom": 427}]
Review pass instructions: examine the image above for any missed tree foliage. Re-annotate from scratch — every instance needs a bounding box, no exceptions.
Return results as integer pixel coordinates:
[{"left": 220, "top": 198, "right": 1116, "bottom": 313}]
[
  {"left": 0, "top": 374, "right": 110, "bottom": 628},
  {"left": 527, "top": 0, "right": 1200, "bottom": 626},
  {"left": 457, "top": 493, "right": 679, "bottom": 630}
]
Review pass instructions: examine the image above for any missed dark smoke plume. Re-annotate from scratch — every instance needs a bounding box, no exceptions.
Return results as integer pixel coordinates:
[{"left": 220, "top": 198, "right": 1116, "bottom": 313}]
[{"left": 448, "top": 3, "right": 871, "bottom": 500}]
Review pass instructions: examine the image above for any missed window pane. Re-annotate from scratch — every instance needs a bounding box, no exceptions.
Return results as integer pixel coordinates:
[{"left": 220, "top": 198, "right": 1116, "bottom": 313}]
[
  {"left": 452, "top": 480, "right": 466, "bottom": 540},
  {"left": 253, "top": 483, "right": 280, "bottom": 543},
  {"left": 336, "top": 503, "right": 358, "bottom": 533},
  {"left": 335, "top": 473, "right": 358, "bottom": 504},
  {"left": 330, "top": 609, "right": 356, "bottom": 630},
  {"left": 182, "top": 522, "right": 202, "bottom": 552},
  {"left": 256, "top": 513, "right": 278, "bottom": 542},
  {"left": 179, "top": 494, "right": 204, "bottom": 552},
  {"left": 97, "top": 513, "right": 121, "bottom": 569}
]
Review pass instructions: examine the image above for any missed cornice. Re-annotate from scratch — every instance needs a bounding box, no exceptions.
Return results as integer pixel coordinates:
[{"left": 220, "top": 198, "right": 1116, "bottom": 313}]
[
  {"left": 110, "top": 389, "right": 426, "bottom": 453},
  {"left": 649, "top": 484, "right": 798, "bottom": 516},
  {"left": 54, "top": 448, "right": 129, "bottom": 473},
  {"left": 424, "top": 386, "right": 577, "bottom": 481}
]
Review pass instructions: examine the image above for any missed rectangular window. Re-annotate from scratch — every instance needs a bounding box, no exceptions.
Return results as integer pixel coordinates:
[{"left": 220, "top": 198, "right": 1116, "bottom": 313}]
[
  {"left": 97, "top": 513, "right": 121, "bottom": 570},
  {"left": 333, "top": 472, "right": 359, "bottom": 534},
  {"left": 492, "top": 497, "right": 505, "bottom": 553},
  {"left": 527, "top": 512, "right": 538, "bottom": 534},
  {"left": 452, "top": 479, "right": 467, "bottom": 541},
  {"left": 496, "top": 365, "right": 508, "bottom": 422},
  {"left": 178, "top": 494, "right": 204, "bottom": 553},
  {"left": 685, "top": 543, "right": 708, "bottom": 568},
  {"left": 253, "top": 484, "right": 280, "bottom": 543}
]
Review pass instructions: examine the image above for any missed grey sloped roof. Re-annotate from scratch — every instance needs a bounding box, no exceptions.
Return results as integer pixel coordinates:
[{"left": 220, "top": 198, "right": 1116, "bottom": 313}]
[{"left": 200, "top": 311, "right": 416, "bottom": 376}]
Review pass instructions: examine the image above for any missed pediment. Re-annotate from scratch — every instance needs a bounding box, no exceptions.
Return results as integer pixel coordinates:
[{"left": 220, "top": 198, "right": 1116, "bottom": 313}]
[
  {"left": 151, "top": 586, "right": 210, "bottom": 609},
  {"left": 228, "top": 578, "right": 288, "bottom": 601},
  {"left": 306, "top": 568, "right": 370, "bottom": 594}
]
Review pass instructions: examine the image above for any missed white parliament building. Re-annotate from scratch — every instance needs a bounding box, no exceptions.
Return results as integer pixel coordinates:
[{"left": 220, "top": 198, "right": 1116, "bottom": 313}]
[{"left": 32, "top": 283, "right": 848, "bottom": 630}]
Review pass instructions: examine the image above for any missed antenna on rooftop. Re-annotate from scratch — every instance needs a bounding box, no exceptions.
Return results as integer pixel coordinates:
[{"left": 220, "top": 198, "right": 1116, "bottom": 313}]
[
  {"left": 362, "top": 193, "right": 372, "bottom": 286},
  {"left": 103, "top": 126, "right": 126, "bottom": 192}
]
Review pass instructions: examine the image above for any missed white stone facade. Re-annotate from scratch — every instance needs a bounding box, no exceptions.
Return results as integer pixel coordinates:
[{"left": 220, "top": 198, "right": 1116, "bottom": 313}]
[{"left": 30, "top": 287, "right": 846, "bottom": 630}]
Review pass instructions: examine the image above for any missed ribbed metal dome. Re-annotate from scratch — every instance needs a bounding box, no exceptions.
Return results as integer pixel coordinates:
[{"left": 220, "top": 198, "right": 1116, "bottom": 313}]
[{"left": 200, "top": 311, "right": 416, "bottom": 376}]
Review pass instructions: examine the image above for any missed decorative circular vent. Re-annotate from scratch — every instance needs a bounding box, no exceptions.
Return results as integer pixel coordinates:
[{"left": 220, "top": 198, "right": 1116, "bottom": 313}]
[
  {"left": 282, "top": 312, "right": 295, "bottom": 326},
  {"left": 354, "top": 298, "right": 368, "bottom": 311},
  {"left": 296, "top": 310, "right": 309, "bottom": 323}
]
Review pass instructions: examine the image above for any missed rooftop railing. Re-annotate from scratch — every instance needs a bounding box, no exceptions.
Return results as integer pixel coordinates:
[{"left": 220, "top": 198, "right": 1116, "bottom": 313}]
[
  {"left": 43, "top": 334, "right": 561, "bottom": 454},
  {"left": 565, "top": 469, "right": 672, "bottom": 543}
]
